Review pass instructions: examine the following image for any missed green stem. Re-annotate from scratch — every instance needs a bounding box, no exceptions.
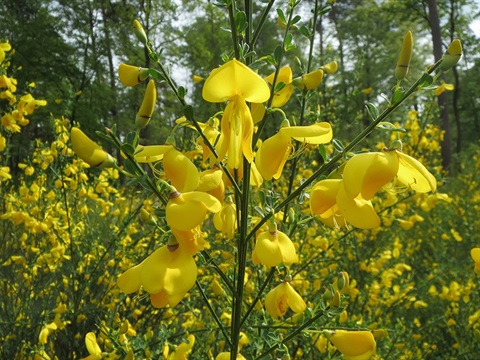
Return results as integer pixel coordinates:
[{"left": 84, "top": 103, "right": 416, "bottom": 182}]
[
  {"left": 240, "top": 267, "right": 276, "bottom": 327},
  {"left": 228, "top": 1, "right": 241, "bottom": 60},
  {"left": 107, "top": 129, "right": 168, "bottom": 206},
  {"left": 196, "top": 280, "right": 233, "bottom": 348},
  {"left": 230, "top": 157, "right": 252, "bottom": 359},
  {"left": 250, "top": 0, "right": 275, "bottom": 50}
]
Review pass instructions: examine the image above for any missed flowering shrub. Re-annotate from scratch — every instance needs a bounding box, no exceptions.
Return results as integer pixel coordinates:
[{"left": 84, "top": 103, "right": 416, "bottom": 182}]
[{"left": 1, "top": 2, "right": 478, "bottom": 360}]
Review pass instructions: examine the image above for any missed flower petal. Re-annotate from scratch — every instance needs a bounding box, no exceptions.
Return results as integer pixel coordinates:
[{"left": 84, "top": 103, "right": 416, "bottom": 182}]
[
  {"left": 281, "top": 122, "right": 333, "bottom": 144},
  {"left": 202, "top": 59, "right": 270, "bottom": 103},
  {"left": 117, "top": 262, "right": 144, "bottom": 294},
  {"left": 343, "top": 151, "right": 398, "bottom": 200},
  {"left": 285, "top": 282, "right": 306, "bottom": 313},
  {"left": 163, "top": 148, "right": 199, "bottom": 192},
  {"left": 396, "top": 152, "right": 437, "bottom": 193},
  {"left": 328, "top": 330, "right": 376, "bottom": 360},
  {"left": 337, "top": 184, "right": 380, "bottom": 229},
  {"left": 134, "top": 145, "right": 173, "bottom": 163},
  {"left": 255, "top": 131, "right": 291, "bottom": 180}
]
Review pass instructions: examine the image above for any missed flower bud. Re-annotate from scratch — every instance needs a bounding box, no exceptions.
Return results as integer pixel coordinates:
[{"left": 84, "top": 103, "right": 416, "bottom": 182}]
[
  {"left": 323, "top": 61, "right": 338, "bottom": 74},
  {"left": 395, "top": 31, "right": 413, "bottom": 80},
  {"left": 133, "top": 19, "right": 148, "bottom": 45},
  {"left": 70, "top": 127, "right": 115, "bottom": 168},
  {"left": 135, "top": 80, "right": 157, "bottom": 129},
  {"left": 439, "top": 39, "right": 462, "bottom": 71},
  {"left": 331, "top": 289, "right": 341, "bottom": 308},
  {"left": 292, "top": 69, "right": 324, "bottom": 90}
]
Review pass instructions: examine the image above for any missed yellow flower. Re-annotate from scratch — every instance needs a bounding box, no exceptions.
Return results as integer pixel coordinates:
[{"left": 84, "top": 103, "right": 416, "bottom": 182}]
[
  {"left": 435, "top": 83, "right": 454, "bottom": 96},
  {"left": 471, "top": 248, "right": 480, "bottom": 274},
  {"left": 70, "top": 127, "right": 115, "bottom": 168},
  {"left": 0, "top": 41, "right": 12, "bottom": 63},
  {"left": 135, "top": 79, "right": 157, "bottom": 129},
  {"left": 166, "top": 189, "right": 221, "bottom": 231},
  {"left": 202, "top": 59, "right": 270, "bottom": 168},
  {"left": 213, "top": 197, "right": 237, "bottom": 239},
  {"left": 197, "top": 168, "right": 225, "bottom": 202},
  {"left": 264, "top": 66, "right": 294, "bottom": 108},
  {"left": 192, "top": 75, "right": 204, "bottom": 83},
  {"left": 310, "top": 179, "right": 380, "bottom": 229},
  {"left": 216, "top": 353, "right": 246, "bottom": 360},
  {"left": 81, "top": 332, "right": 103, "bottom": 360},
  {"left": 342, "top": 148, "right": 436, "bottom": 200},
  {"left": 169, "top": 334, "right": 195, "bottom": 360},
  {"left": 252, "top": 224, "right": 298, "bottom": 267},
  {"left": 292, "top": 69, "right": 324, "bottom": 90},
  {"left": 117, "top": 243, "right": 197, "bottom": 308},
  {"left": 255, "top": 122, "right": 333, "bottom": 180},
  {"left": 133, "top": 19, "right": 148, "bottom": 44},
  {"left": 18, "top": 94, "right": 47, "bottom": 114},
  {"left": 135, "top": 145, "right": 199, "bottom": 192},
  {"left": 324, "top": 330, "right": 376, "bottom": 360},
  {"left": 118, "top": 63, "right": 149, "bottom": 86},
  {"left": 323, "top": 61, "right": 338, "bottom": 74},
  {"left": 265, "top": 282, "right": 306, "bottom": 318},
  {"left": 171, "top": 227, "right": 206, "bottom": 255}
]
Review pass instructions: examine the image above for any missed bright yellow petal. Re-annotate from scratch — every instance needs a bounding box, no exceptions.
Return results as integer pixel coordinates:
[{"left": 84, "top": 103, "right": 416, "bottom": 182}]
[
  {"left": 285, "top": 282, "right": 306, "bottom": 313},
  {"left": 310, "top": 179, "right": 343, "bottom": 216},
  {"left": 343, "top": 151, "right": 398, "bottom": 200},
  {"left": 134, "top": 145, "right": 173, "bottom": 163},
  {"left": 166, "top": 195, "right": 208, "bottom": 231},
  {"left": 117, "top": 262, "right": 144, "bottom": 294},
  {"left": 202, "top": 59, "right": 270, "bottom": 103},
  {"left": 337, "top": 184, "right": 380, "bottom": 229},
  {"left": 264, "top": 284, "right": 283, "bottom": 318},
  {"left": 163, "top": 148, "right": 200, "bottom": 192},
  {"left": 471, "top": 248, "right": 480, "bottom": 262},
  {"left": 183, "top": 191, "right": 222, "bottom": 213},
  {"left": 276, "top": 231, "right": 298, "bottom": 266},
  {"left": 71, "top": 127, "right": 111, "bottom": 167},
  {"left": 281, "top": 122, "right": 333, "bottom": 144},
  {"left": 396, "top": 152, "right": 437, "bottom": 192},
  {"left": 253, "top": 231, "right": 284, "bottom": 267},
  {"left": 85, "top": 332, "right": 102, "bottom": 357},
  {"left": 255, "top": 131, "right": 291, "bottom": 180},
  {"left": 328, "top": 330, "right": 376, "bottom": 360}
]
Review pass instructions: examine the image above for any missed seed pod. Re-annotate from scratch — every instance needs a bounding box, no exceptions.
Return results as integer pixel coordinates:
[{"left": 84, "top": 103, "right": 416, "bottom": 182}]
[
  {"left": 439, "top": 39, "right": 462, "bottom": 71},
  {"left": 395, "top": 31, "right": 413, "bottom": 80}
]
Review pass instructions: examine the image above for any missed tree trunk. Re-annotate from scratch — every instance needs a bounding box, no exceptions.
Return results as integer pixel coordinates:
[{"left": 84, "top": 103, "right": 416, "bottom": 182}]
[{"left": 427, "top": 0, "right": 452, "bottom": 170}]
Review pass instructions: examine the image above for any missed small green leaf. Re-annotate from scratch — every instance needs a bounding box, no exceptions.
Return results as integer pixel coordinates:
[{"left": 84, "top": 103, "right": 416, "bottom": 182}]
[
  {"left": 94, "top": 130, "right": 114, "bottom": 144},
  {"left": 178, "top": 86, "right": 186, "bottom": 100},
  {"left": 332, "top": 138, "right": 344, "bottom": 152},
  {"left": 277, "top": 9, "right": 286, "bottom": 23},
  {"left": 124, "top": 158, "right": 139, "bottom": 175},
  {"left": 125, "top": 131, "right": 136, "bottom": 146},
  {"left": 274, "top": 45, "right": 283, "bottom": 64},
  {"left": 147, "top": 68, "right": 167, "bottom": 82},
  {"left": 418, "top": 73, "right": 434, "bottom": 88},
  {"left": 291, "top": 15, "right": 301, "bottom": 24},
  {"left": 121, "top": 143, "right": 135, "bottom": 156},
  {"left": 300, "top": 25, "right": 311, "bottom": 38},
  {"left": 235, "top": 11, "right": 247, "bottom": 33},
  {"left": 184, "top": 105, "right": 194, "bottom": 121},
  {"left": 365, "top": 102, "right": 379, "bottom": 121},
  {"left": 392, "top": 89, "right": 404, "bottom": 104},
  {"left": 274, "top": 81, "right": 286, "bottom": 93}
]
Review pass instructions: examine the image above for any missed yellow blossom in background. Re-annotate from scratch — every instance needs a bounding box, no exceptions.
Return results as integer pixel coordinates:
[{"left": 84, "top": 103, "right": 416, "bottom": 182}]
[
  {"left": 435, "top": 83, "right": 454, "bottom": 96},
  {"left": 265, "top": 281, "right": 306, "bottom": 318},
  {"left": 80, "top": 332, "right": 103, "bottom": 360},
  {"left": 216, "top": 353, "right": 246, "bottom": 360},
  {"left": 168, "top": 334, "right": 195, "bottom": 360},
  {"left": 323, "top": 61, "right": 338, "bottom": 74},
  {"left": 471, "top": 248, "right": 480, "bottom": 274},
  {"left": 0, "top": 41, "right": 12, "bottom": 63},
  {"left": 192, "top": 75, "right": 204, "bottom": 83},
  {"left": 213, "top": 196, "right": 237, "bottom": 239},
  {"left": 202, "top": 59, "right": 270, "bottom": 168},
  {"left": 292, "top": 69, "right": 324, "bottom": 90}
]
